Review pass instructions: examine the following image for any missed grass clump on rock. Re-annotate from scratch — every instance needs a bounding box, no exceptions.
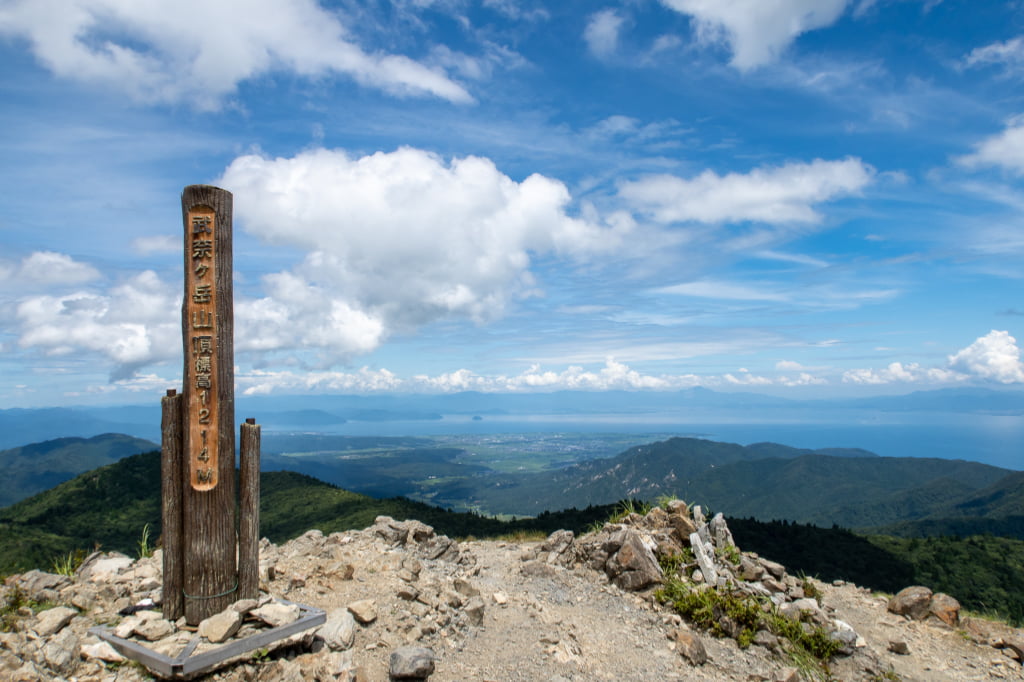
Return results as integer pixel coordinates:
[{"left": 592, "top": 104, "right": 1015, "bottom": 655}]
[{"left": 655, "top": 564, "right": 841, "bottom": 675}]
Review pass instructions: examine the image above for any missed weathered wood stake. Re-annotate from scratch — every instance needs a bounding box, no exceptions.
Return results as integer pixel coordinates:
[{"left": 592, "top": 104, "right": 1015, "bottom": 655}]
[
  {"left": 239, "top": 418, "right": 261, "bottom": 601},
  {"left": 160, "top": 389, "right": 184, "bottom": 621},
  {"left": 181, "top": 185, "right": 237, "bottom": 623}
]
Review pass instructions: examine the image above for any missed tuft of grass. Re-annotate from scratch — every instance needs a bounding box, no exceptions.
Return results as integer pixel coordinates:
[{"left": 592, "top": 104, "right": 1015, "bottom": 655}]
[
  {"left": 765, "top": 604, "right": 841, "bottom": 661},
  {"left": 608, "top": 499, "right": 652, "bottom": 524},
  {"left": 656, "top": 581, "right": 762, "bottom": 646},
  {"left": 495, "top": 529, "right": 548, "bottom": 543},
  {"left": 0, "top": 586, "right": 63, "bottom": 633},
  {"left": 717, "top": 544, "right": 741, "bottom": 566},
  {"left": 51, "top": 548, "right": 87, "bottom": 576},
  {"left": 654, "top": 494, "right": 678, "bottom": 510},
  {"left": 800, "top": 573, "right": 824, "bottom": 605},
  {"left": 658, "top": 548, "right": 694, "bottom": 578},
  {"left": 137, "top": 523, "right": 153, "bottom": 559},
  {"left": 656, "top": 575, "right": 841, "bottom": 675},
  {"left": 0, "top": 586, "right": 27, "bottom": 632}
]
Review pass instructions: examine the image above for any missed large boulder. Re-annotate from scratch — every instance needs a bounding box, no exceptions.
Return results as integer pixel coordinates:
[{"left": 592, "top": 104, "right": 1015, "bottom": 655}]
[
  {"left": 605, "top": 529, "right": 663, "bottom": 591},
  {"left": 888, "top": 586, "right": 933, "bottom": 621},
  {"left": 928, "top": 592, "right": 961, "bottom": 627}
]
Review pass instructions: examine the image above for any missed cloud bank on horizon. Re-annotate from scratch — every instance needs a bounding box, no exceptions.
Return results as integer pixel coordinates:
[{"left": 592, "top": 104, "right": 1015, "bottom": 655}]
[{"left": 0, "top": 0, "right": 1022, "bottom": 405}]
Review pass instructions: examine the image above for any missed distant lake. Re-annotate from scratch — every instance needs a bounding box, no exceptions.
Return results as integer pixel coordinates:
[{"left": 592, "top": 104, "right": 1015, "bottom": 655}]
[{"left": 265, "top": 408, "right": 1024, "bottom": 471}]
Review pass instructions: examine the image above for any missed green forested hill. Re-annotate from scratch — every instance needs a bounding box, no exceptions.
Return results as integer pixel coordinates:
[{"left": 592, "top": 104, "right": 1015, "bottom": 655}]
[
  {"left": 444, "top": 437, "right": 1013, "bottom": 525},
  {"left": 0, "top": 450, "right": 615, "bottom": 574},
  {"left": 0, "top": 433, "right": 158, "bottom": 507},
  {"left": 869, "top": 470, "right": 1024, "bottom": 539}
]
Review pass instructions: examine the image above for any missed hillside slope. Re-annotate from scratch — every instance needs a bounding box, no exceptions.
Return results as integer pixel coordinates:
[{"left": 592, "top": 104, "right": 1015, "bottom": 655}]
[
  {"left": 0, "top": 433, "right": 157, "bottom": 507},
  {"left": 452, "top": 437, "right": 1013, "bottom": 525},
  {"left": 0, "top": 450, "right": 614, "bottom": 574}
]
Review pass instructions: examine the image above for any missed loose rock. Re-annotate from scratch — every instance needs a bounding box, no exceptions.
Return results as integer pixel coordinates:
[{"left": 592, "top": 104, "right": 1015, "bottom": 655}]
[
  {"left": 348, "top": 598, "right": 378, "bottom": 624},
  {"left": 319, "top": 608, "right": 357, "bottom": 651},
  {"left": 389, "top": 645, "right": 437, "bottom": 679}
]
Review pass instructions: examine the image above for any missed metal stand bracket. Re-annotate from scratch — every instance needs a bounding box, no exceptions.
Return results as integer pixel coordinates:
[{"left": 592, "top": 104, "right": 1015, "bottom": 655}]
[{"left": 88, "top": 600, "right": 326, "bottom": 680}]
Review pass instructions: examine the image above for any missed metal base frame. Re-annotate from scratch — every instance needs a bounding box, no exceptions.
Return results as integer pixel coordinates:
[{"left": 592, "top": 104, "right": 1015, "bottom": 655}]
[{"left": 88, "top": 600, "right": 326, "bottom": 680}]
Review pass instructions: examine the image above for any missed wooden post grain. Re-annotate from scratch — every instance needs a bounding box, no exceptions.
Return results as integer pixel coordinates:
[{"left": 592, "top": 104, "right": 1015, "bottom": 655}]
[
  {"left": 160, "top": 389, "right": 184, "bottom": 621},
  {"left": 239, "top": 418, "right": 261, "bottom": 601},
  {"left": 181, "top": 185, "right": 237, "bottom": 623}
]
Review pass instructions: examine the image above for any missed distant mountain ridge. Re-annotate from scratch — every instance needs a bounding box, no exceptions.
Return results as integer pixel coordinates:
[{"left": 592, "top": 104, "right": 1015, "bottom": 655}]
[
  {"left": 3, "top": 430, "right": 1020, "bottom": 543},
  {"left": 0, "top": 433, "right": 157, "bottom": 507},
  {"left": 430, "top": 437, "right": 1019, "bottom": 534}
]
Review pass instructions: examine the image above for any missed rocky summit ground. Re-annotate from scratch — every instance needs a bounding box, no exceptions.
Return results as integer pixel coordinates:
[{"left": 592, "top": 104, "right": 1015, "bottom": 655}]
[{"left": 2, "top": 503, "right": 1023, "bottom": 681}]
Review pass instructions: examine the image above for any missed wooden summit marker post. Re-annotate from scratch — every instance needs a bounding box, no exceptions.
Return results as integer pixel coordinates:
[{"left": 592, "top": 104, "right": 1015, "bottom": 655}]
[
  {"left": 161, "top": 185, "right": 261, "bottom": 625},
  {"left": 181, "top": 185, "right": 236, "bottom": 624}
]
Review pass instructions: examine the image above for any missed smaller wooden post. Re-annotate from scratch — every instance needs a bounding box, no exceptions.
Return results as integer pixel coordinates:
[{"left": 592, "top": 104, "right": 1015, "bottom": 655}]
[
  {"left": 239, "top": 418, "right": 261, "bottom": 600},
  {"left": 160, "top": 390, "right": 184, "bottom": 621}
]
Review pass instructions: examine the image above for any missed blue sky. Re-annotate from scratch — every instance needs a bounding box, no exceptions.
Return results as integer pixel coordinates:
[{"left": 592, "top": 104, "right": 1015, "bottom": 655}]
[{"left": 1, "top": 0, "right": 1023, "bottom": 407}]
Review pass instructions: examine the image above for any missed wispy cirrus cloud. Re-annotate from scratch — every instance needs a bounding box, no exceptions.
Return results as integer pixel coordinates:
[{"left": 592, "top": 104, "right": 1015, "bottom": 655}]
[
  {"left": 655, "top": 277, "right": 899, "bottom": 310},
  {"left": 963, "top": 36, "right": 1024, "bottom": 77},
  {"left": 619, "top": 157, "right": 874, "bottom": 224}
]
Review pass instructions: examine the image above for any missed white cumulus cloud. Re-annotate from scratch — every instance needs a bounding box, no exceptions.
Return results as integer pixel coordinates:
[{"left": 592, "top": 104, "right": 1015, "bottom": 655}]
[
  {"left": 240, "top": 366, "right": 403, "bottom": 396},
  {"left": 841, "top": 361, "right": 958, "bottom": 385},
  {"left": 948, "top": 330, "right": 1024, "bottom": 384},
  {"left": 239, "top": 358, "right": 706, "bottom": 395},
  {"left": 957, "top": 117, "right": 1024, "bottom": 175},
  {"left": 0, "top": 0, "right": 471, "bottom": 109},
  {"left": 843, "top": 331, "right": 1024, "bottom": 386},
  {"left": 220, "top": 146, "right": 629, "bottom": 362},
  {"left": 660, "top": 0, "right": 849, "bottom": 70},
  {"left": 131, "top": 235, "right": 179, "bottom": 255},
  {"left": 0, "top": 251, "right": 101, "bottom": 289},
  {"left": 14, "top": 270, "right": 180, "bottom": 379},
  {"left": 619, "top": 157, "right": 873, "bottom": 224}
]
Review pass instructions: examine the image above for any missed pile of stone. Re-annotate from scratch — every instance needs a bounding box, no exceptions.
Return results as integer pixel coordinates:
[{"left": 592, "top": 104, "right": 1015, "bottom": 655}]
[
  {"left": 259, "top": 519, "right": 486, "bottom": 648},
  {"left": 0, "top": 516, "right": 475, "bottom": 681},
  {"left": 530, "top": 500, "right": 866, "bottom": 659},
  {"left": 3, "top": 504, "right": 1020, "bottom": 681},
  {"left": 1, "top": 551, "right": 167, "bottom": 680}
]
